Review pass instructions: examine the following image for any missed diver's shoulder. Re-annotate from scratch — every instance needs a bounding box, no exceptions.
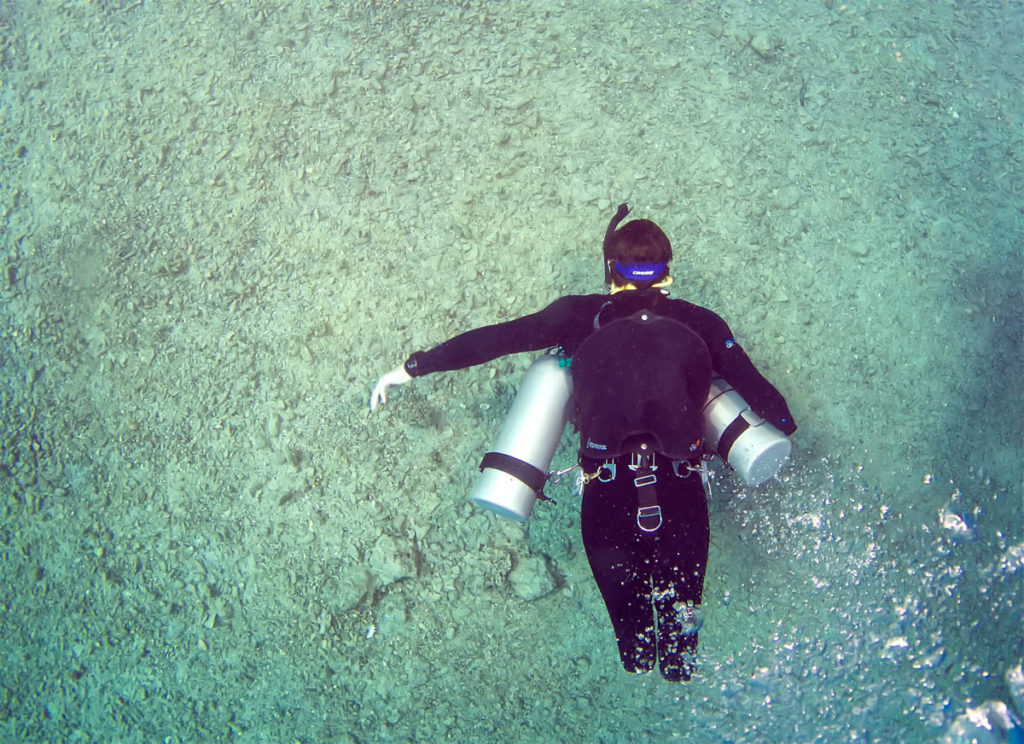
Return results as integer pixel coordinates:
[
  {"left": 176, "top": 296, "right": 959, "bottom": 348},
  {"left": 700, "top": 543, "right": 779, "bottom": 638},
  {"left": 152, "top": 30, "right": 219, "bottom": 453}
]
[
  {"left": 662, "top": 294, "right": 728, "bottom": 325},
  {"left": 534, "top": 293, "right": 608, "bottom": 322},
  {"left": 660, "top": 292, "right": 710, "bottom": 314},
  {"left": 551, "top": 293, "right": 609, "bottom": 308}
]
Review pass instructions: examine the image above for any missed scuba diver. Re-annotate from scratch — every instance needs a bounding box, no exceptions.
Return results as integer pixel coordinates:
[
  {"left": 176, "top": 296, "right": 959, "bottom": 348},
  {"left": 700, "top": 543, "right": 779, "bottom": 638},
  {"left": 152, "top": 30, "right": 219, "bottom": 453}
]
[{"left": 369, "top": 204, "right": 797, "bottom": 682}]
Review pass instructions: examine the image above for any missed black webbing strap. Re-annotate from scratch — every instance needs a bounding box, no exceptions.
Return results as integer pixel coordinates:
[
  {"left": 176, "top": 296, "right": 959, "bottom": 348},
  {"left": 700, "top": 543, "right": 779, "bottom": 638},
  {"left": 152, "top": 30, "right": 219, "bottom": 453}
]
[
  {"left": 479, "top": 451, "right": 547, "bottom": 494},
  {"left": 717, "top": 414, "right": 750, "bottom": 463}
]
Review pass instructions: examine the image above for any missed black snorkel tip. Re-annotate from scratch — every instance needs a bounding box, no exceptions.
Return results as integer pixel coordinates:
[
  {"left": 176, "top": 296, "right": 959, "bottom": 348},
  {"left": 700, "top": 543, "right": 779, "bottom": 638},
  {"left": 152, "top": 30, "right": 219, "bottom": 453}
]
[{"left": 603, "top": 203, "right": 630, "bottom": 286}]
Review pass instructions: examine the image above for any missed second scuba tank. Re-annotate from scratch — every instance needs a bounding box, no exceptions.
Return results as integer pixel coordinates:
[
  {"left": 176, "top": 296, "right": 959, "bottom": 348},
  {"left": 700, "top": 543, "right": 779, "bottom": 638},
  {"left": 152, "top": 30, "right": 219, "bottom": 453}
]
[
  {"left": 701, "top": 377, "right": 792, "bottom": 485},
  {"left": 470, "top": 353, "right": 573, "bottom": 522}
]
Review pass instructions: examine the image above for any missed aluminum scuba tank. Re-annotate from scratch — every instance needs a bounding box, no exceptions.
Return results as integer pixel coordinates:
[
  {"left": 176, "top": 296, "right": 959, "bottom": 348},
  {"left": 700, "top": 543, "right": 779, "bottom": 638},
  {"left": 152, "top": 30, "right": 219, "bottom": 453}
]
[
  {"left": 701, "top": 377, "right": 792, "bottom": 485},
  {"left": 470, "top": 353, "right": 573, "bottom": 521}
]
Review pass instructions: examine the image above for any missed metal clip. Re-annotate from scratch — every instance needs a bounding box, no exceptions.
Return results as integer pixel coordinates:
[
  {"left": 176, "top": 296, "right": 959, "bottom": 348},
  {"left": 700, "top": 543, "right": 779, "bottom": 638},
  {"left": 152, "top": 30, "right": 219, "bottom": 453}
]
[
  {"left": 597, "top": 462, "right": 616, "bottom": 482},
  {"left": 672, "top": 460, "right": 702, "bottom": 478},
  {"left": 546, "top": 464, "right": 578, "bottom": 485},
  {"left": 637, "top": 505, "right": 663, "bottom": 532}
]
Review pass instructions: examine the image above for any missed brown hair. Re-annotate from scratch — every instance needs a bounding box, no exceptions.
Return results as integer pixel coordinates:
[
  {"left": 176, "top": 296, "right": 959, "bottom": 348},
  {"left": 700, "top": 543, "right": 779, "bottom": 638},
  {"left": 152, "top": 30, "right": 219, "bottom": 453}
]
[{"left": 606, "top": 219, "right": 672, "bottom": 285}]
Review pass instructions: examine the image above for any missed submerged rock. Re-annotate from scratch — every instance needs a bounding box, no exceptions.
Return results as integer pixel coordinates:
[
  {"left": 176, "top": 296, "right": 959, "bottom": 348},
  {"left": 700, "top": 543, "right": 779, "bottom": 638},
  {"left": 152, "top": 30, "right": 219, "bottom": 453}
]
[
  {"left": 509, "top": 555, "right": 555, "bottom": 601},
  {"left": 751, "top": 31, "right": 774, "bottom": 61},
  {"left": 942, "top": 700, "right": 1022, "bottom": 744},
  {"left": 369, "top": 534, "right": 417, "bottom": 588}
]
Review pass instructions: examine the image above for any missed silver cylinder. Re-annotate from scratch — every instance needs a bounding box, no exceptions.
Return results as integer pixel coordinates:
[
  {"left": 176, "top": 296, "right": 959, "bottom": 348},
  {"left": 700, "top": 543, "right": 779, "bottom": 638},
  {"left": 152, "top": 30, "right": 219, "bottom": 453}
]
[
  {"left": 701, "top": 377, "right": 792, "bottom": 485},
  {"left": 470, "top": 354, "right": 573, "bottom": 521}
]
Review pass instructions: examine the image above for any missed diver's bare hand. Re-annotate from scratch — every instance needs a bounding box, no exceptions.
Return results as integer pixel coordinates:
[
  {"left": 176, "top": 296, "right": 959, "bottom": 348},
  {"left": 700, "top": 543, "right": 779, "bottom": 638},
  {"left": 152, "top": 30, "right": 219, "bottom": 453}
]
[{"left": 369, "top": 365, "right": 412, "bottom": 412}]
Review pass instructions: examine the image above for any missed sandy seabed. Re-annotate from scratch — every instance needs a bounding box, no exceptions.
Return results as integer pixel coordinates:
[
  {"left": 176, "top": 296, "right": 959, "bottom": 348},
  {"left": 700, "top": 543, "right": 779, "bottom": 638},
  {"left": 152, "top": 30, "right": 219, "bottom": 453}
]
[{"left": 1, "top": 2, "right": 1021, "bottom": 742}]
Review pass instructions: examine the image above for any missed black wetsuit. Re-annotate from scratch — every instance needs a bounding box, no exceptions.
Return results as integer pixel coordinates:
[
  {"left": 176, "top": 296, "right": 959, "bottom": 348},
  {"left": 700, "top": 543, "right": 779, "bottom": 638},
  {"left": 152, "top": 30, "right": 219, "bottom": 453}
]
[{"left": 404, "top": 288, "right": 796, "bottom": 681}]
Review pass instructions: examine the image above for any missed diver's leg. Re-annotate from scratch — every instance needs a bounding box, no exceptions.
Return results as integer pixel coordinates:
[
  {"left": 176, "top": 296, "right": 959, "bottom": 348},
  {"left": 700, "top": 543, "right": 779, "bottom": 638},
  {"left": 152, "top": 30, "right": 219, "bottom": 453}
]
[
  {"left": 652, "top": 471, "right": 710, "bottom": 682},
  {"left": 581, "top": 475, "right": 656, "bottom": 674}
]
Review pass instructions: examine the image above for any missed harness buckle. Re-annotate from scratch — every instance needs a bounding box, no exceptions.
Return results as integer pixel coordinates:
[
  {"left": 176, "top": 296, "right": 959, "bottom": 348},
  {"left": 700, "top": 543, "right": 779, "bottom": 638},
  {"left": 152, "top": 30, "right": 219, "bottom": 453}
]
[
  {"left": 633, "top": 473, "right": 657, "bottom": 488},
  {"left": 637, "top": 505, "right": 663, "bottom": 532}
]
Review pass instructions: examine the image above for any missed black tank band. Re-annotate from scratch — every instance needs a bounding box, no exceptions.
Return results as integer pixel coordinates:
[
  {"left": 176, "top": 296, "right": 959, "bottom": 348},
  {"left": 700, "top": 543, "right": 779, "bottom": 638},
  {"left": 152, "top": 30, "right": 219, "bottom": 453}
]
[
  {"left": 479, "top": 451, "right": 547, "bottom": 493},
  {"left": 717, "top": 415, "right": 750, "bottom": 461}
]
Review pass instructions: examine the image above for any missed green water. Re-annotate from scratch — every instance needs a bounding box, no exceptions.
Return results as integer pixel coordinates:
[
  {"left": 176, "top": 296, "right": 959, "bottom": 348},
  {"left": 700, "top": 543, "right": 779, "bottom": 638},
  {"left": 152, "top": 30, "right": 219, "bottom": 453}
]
[{"left": 1, "top": 2, "right": 1021, "bottom": 742}]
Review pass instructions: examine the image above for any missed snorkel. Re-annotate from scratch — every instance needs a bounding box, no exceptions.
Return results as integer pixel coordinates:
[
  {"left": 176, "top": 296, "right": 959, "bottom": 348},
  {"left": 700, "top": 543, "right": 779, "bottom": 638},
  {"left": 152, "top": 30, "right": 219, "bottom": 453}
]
[{"left": 603, "top": 202, "right": 631, "bottom": 288}]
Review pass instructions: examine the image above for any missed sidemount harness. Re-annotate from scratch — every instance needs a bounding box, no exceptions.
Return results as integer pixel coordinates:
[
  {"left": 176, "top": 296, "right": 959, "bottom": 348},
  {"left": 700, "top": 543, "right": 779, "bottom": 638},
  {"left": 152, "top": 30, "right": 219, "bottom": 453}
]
[{"left": 583, "top": 440, "right": 708, "bottom": 534}]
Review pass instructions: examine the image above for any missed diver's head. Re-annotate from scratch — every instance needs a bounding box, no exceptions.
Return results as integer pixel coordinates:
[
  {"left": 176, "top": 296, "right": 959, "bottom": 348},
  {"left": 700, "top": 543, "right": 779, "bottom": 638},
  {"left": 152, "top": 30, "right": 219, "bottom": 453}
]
[{"left": 603, "top": 209, "right": 673, "bottom": 292}]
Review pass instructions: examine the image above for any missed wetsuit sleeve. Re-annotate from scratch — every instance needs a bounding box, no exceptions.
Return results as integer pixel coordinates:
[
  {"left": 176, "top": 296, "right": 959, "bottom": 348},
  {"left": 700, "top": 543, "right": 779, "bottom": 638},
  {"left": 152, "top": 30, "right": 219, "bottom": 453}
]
[
  {"left": 403, "top": 296, "right": 581, "bottom": 377},
  {"left": 701, "top": 313, "right": 798, "bottom": 436}
]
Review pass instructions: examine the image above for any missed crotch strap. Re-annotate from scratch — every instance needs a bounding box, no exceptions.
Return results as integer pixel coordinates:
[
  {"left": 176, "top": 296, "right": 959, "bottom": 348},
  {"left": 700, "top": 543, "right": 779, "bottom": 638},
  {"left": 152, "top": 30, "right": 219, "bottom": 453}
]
[{"left": 630, "top": 449, "right": 662, "bottom": 533}]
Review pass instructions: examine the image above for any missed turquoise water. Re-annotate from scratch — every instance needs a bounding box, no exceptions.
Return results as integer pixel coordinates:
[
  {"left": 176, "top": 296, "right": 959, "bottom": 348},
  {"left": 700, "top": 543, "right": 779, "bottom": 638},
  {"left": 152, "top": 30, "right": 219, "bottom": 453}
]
[{"left": 1, "top": 1, "right": 1021, "bottom": 742}]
